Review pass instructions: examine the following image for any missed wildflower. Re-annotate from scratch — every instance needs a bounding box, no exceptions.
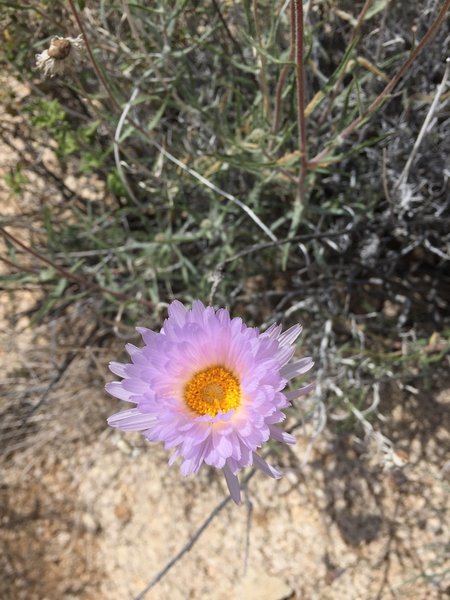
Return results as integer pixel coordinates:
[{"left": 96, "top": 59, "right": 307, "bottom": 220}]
[
  {"left": 35, "top": 35, "right": 84, "bottom": 78},
  {"left": 106, "top": 301, "right": 313, "bottom": 503}
]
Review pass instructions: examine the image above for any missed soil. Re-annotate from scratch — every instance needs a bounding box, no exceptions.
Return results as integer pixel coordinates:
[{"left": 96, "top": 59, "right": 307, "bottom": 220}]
[{"left": 1, "top": 323, "right": 449, "bottom": 600}]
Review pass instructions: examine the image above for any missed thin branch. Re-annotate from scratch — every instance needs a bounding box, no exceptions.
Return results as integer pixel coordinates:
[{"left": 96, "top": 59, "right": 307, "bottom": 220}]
[
  {"left": 133, "top": 409, "right": 319, "bottom": 600},
  {"left": 4, "top": 2, "right": 63, "bottom": 27},
  {"left": 133, "top": 470, "right": 256, "bottom": 600},
  {"left": 211, "top": 0, "right": 247, "bottom": 62},
  {"left": 218, "top": 224, "right": 357, "bottom": 267},
  {"left": 121, "top": 0, "right": 148, "bottom": 59},
  {"left": 67, "top": 0, "right": 122, "bottom": 112},
  {"left": 395, "top": 57, "right": 450, "bottom": 189},
  {"left": 382, "top": 147, "right": 392, "bottom": 206},
  {"left": 0, "top": 228, "right": 153, "bottom": 308},
  {"left": 0, "top": 254, "right": 37, "bottom": 274},
  {"left": 309, "top": 0, "right": 450, "bottom": 166},
  {"left": 243, "top": 494, "right": 254, "bottom": 575},
  {"left": 209, "top": 224, "right": 358, "bottom": 302},
  {"left": 25, "top": 323, "right": 100, "bottom": 418},
  {"left": 113, "top": 87, "right": 142, "bottom": 207}
]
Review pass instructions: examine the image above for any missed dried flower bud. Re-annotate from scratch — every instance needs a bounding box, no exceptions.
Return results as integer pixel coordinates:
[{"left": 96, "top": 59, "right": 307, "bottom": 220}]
[
  {"left": 35, "top": 35, "right": 84, "bottom": 78},
  {"left": 47, "top": 38, "right": 72, "bottom": 60}
]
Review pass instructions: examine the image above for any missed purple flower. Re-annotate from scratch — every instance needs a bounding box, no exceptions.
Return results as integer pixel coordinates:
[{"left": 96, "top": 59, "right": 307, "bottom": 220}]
[{"left": 106, "top": 301, "right": 313, "bottom": 503}]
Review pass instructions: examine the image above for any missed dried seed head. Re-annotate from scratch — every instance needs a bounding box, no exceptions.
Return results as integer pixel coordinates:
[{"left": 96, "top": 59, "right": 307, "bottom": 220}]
[
  {"left": 47, "top": 38, "right": 72, "bottom": 60},
  {"left": 35, "top": 35, "right": 85, "bottom": 78}
]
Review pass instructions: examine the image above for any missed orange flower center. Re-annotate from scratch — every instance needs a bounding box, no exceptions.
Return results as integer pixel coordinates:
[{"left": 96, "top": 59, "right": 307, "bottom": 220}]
[{"left": 184, "top": 365, "right": 241, "bottom": 416}]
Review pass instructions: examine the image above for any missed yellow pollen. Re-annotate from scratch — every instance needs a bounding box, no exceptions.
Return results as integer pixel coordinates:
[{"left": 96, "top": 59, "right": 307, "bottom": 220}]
[{"left": 184, "top": 365, "right": 241, "bottom": 416}]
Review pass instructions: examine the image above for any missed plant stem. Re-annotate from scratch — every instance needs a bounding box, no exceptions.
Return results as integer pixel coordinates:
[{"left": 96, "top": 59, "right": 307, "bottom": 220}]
[
  {"left": 0, "top": 227, "right": 153, "bottom": 308},
  {"left": 211, "top": 0, "right": 247, "bottom": 62},
  {"left": 395, "top": 58, "right": 450, "bottom": 189},
  {"left": 67, "top": 0, "right": 122, "bottom": 112}
]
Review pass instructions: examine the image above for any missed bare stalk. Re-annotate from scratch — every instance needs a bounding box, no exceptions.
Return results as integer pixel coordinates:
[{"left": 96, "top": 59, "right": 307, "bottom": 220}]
[
  {"left": 309, "top": 0, "right": 450, "bottom": 166},
  {"left": 211, "top": 0, "right": 247, "bottom": 62},
  {"left": 395, "top": 57, "right": 450, "bottom": 189}
]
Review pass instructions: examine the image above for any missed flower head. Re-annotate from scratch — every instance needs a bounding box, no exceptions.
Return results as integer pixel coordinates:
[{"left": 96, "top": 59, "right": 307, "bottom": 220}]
[
  {"left": 35, "top": 35, "right": 84, "bottom": 78},
  {"left": 106, "top": 301, "right": 313, "bottom": 503}
]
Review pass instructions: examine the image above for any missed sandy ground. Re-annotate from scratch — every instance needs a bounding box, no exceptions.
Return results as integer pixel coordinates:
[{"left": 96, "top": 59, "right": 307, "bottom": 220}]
[
  {"left": 1, "top": 79, "right": 449, "bottom": 600},
  {"left": 1, "top": 319, "right": 449, "bottom": 600}
]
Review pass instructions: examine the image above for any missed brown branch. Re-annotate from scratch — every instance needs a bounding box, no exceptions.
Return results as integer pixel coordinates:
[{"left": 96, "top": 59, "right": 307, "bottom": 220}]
[
  {"left": 0, "top": 254, "right": 37, "bottom": 274},
  {"left": 0, "top": 228, "right": 153, "bottom": 308}
]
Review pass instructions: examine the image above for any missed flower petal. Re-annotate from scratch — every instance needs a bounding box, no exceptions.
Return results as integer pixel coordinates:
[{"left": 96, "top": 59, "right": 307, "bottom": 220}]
[
  {"left": 280, "top": 357, "right": 314, "bottom": 380},
  {"left": 252, "top": 452, "right": 282, "bottom": 479},
  {"left": 168, "top": 300, "right": 188, "bottom": 326},
  {"left": 278, "top": 324, "right": 303, "bottom": 346},
  {"left": 105, "top": 382, "right": 135, "bottom": 402},
  {"left": 284, "top": 382, "right": 315, "bottom": 401},
  {"left": 223, "top": 463, "right": 241, "bottom": 504},
  {"left": 109, "top": 361, "right": 129, "bottom": 377},
  {"left": 269, "top": 425, "right": 296, "bottom": 445},
  {"left": 108, "top": 408, "right": 156, "bottom": 431},
  {"left": 136, "top": 327, "right": 158, "bottom": 346}
]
